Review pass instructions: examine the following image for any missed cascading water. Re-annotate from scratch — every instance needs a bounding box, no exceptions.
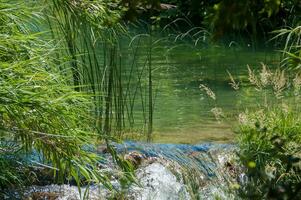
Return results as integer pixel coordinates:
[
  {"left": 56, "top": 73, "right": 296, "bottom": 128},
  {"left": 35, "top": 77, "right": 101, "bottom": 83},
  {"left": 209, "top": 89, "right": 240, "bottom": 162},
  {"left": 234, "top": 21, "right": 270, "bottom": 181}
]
[{"left": 4, "top": 141, "right": 241, "bottom": 200}]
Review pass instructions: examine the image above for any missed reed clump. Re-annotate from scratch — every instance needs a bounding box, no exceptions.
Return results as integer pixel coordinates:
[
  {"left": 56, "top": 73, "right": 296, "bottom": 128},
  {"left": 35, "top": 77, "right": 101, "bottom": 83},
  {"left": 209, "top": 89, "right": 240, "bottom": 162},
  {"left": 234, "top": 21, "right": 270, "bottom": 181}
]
[
  {"left": 0, "top": 1, "right": 136, "bottom": 197},
  {"left": 45, "top": 0, "right": 158, "bottom": 142},
  {"left": 272, "top": 25, "right": 301, "bottom": 69}
]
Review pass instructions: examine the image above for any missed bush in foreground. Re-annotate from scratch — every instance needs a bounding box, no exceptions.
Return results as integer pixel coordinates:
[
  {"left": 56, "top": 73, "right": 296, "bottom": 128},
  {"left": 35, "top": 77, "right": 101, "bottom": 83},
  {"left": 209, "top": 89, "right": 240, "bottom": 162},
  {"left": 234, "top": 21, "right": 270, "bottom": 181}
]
[
  {"left": 0, "top": 1, "right": 130, "bottom": 196},
  {"left": 234, "top": 65, "right": 301, "bottom": 199}
]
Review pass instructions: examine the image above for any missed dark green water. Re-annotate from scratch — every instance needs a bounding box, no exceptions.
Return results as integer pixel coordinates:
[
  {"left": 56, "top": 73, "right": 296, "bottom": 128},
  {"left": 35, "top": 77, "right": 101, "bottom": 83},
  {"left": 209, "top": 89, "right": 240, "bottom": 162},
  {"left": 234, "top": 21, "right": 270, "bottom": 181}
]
[{"left": 122, "top": 37, "right": 280, "bottom": 144}]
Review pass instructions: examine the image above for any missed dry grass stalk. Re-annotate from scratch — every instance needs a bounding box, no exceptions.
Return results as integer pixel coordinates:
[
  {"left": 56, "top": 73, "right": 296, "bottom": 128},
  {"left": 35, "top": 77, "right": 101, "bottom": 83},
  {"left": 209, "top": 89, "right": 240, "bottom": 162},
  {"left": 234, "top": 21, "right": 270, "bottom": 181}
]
[
  {"left": 247, "top": 64, "right": 289, "bottom": 99},
  {"left": 211, "top": 107, "right": 224, "bottom": 122},
  {"left": 199, "top": 84, "right": 216, "bottom": 100},
  {"left": 247, "top": 65, "right": 261, "bottom": 89},
  {"left": 227, "top": 70, "right": 239, "bottom": 90},
  {"left": 259, "top": 63, "right": 272, "bottom": 87},
  {"left": 272, "top": 69, "right": 287, "bottom": 98},
  {"left": 293, "top": 72, "right": 301, "bottom": 95},
  {"left": 238, "top": 113, "right": 248, "bottom": 125}
]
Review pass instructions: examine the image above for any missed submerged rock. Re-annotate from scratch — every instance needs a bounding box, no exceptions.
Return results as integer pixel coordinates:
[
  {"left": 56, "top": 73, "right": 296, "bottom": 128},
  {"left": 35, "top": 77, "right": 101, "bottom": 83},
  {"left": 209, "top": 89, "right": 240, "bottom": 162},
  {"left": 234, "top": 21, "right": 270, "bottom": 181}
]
[
  {"left": 26, "top": 191, "right": 59, "bottom": 200},
  {"left": 124, "top": 151, "right": 146, "bottom": 168},
  {"left": 129, "top": 162, "right": 190, "bottom": 200}
]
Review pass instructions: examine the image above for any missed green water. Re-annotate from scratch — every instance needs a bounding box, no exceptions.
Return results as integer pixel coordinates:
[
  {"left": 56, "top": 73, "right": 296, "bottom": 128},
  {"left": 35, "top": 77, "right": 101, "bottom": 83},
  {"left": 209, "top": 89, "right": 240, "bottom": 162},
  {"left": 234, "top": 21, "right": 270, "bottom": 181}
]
[{"left": 122, "top": 37, "right": 280, "bottom": 144}]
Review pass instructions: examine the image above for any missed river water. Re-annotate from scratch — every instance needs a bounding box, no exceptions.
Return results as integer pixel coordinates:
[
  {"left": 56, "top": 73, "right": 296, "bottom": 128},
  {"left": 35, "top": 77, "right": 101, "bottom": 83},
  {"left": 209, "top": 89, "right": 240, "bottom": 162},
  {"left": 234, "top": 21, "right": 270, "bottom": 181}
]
[{"left": 118, "top": 32, "right": 280, "bottom": 144}]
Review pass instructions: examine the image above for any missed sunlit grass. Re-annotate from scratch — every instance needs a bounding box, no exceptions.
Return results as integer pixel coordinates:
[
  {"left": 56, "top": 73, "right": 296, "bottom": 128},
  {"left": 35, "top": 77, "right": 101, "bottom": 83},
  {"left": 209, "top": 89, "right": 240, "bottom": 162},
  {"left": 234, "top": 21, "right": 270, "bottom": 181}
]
[{"left": 0, "top": 1, "right": 136, "bottom": 196}]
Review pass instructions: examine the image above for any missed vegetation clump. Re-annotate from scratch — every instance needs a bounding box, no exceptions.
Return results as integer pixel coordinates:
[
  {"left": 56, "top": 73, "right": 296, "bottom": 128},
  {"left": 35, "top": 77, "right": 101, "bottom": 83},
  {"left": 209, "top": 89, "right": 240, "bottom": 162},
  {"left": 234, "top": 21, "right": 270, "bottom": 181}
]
[
  {"left": 1, "top": 0, "right": 301, "bottom": 199},
  {"left": 0, "top": 1, "right": 132, "bottom": 196},
  {"left": 233, "top": 64, "right": 301, "bottom": 198},
  {"left": 237, "top": 108, "right": 301, "bottom": 199}
]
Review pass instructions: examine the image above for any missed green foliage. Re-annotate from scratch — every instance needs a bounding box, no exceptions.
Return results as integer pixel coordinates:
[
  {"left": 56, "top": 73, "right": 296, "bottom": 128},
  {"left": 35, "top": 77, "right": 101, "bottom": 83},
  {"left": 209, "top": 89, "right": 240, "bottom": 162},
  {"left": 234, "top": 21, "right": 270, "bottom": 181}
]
[
  {"left": 207, "top": 0, "right": 281, "bottom": 39},
  {"left": 233, "top": 64, "right": 301, "bottom": 198},
  {"left": 46, "top": 0, "right": 157, "bottom": 140},
  {"left": 121, "top": 0, "right": 161, "bottom": 21},
  {"left": 182, "top": 167, "right": 201, "bottom": 200},
  {"left": 273, "top": 25, "right": 301, "bottom": 69},
  {"left": 0, "top": 0, "right": 123, "bottom": 193},
  {"left": 237, "top": 108, "right": 301, "bottom": 199},
  {"left": 0, "top": 151, "right": 30, "bottom": 189},
  {"left": 160, "top": 0, "right": 300, "bottom": 43},
  {"left": 49, "top": 0, "right": 123, "bottom": 30},
  {"left": 160, "top": 0, "right": 213, "bottom": 25}
]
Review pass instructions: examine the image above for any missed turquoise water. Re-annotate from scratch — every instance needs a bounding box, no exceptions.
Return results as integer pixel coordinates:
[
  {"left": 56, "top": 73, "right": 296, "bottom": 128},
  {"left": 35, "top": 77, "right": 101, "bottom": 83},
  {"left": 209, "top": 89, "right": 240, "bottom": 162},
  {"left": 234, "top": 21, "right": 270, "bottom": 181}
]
[{"left": 121, "top": 36, "right": 280, "bottom": 144}]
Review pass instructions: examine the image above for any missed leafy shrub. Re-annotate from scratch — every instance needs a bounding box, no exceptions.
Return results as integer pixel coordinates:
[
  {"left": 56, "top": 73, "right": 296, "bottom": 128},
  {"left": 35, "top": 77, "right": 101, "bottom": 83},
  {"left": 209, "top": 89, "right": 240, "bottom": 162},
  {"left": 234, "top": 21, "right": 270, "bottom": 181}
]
[
  {"left": 233, "top": 65, "right": 301, "bottom": 199},
  {"left": 237, "top": 109, "right": 301, "bottom": 199},
  {"left": 0, "top": 1, "right": 116, "bottom": 193}
]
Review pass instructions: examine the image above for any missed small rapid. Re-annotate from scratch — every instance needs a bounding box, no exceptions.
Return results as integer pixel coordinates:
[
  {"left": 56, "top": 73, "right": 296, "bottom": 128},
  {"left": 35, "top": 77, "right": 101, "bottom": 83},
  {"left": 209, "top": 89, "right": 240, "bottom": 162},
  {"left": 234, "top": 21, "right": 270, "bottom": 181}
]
[{"left": 3, "top": 142, "right": 241, "bottom": 200}]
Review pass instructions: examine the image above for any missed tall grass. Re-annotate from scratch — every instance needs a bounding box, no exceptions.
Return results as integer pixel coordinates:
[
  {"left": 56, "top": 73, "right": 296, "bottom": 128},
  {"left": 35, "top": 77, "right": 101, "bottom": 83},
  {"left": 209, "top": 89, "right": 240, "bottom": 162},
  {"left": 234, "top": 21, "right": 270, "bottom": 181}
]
[
  {"left": 236, "top": 69, "right": 301, "bottom": 198},
  {"left": 45, "top": 0, "right": 157, "bottom": 141},
  {"left": 272, "top": 25, "right": 301, "bottom": 69},
  {"left": 235, "top": 25, "right": 301, "bottom": 199},
  {"left": 222, "top": 62, "right": 301, "bottom": 198},
  {"left": 46, "top": 0, "right": 121, "bottom": 134},
  {"left": 0, "top": 1, "right": 120, "bottom": 195}
]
